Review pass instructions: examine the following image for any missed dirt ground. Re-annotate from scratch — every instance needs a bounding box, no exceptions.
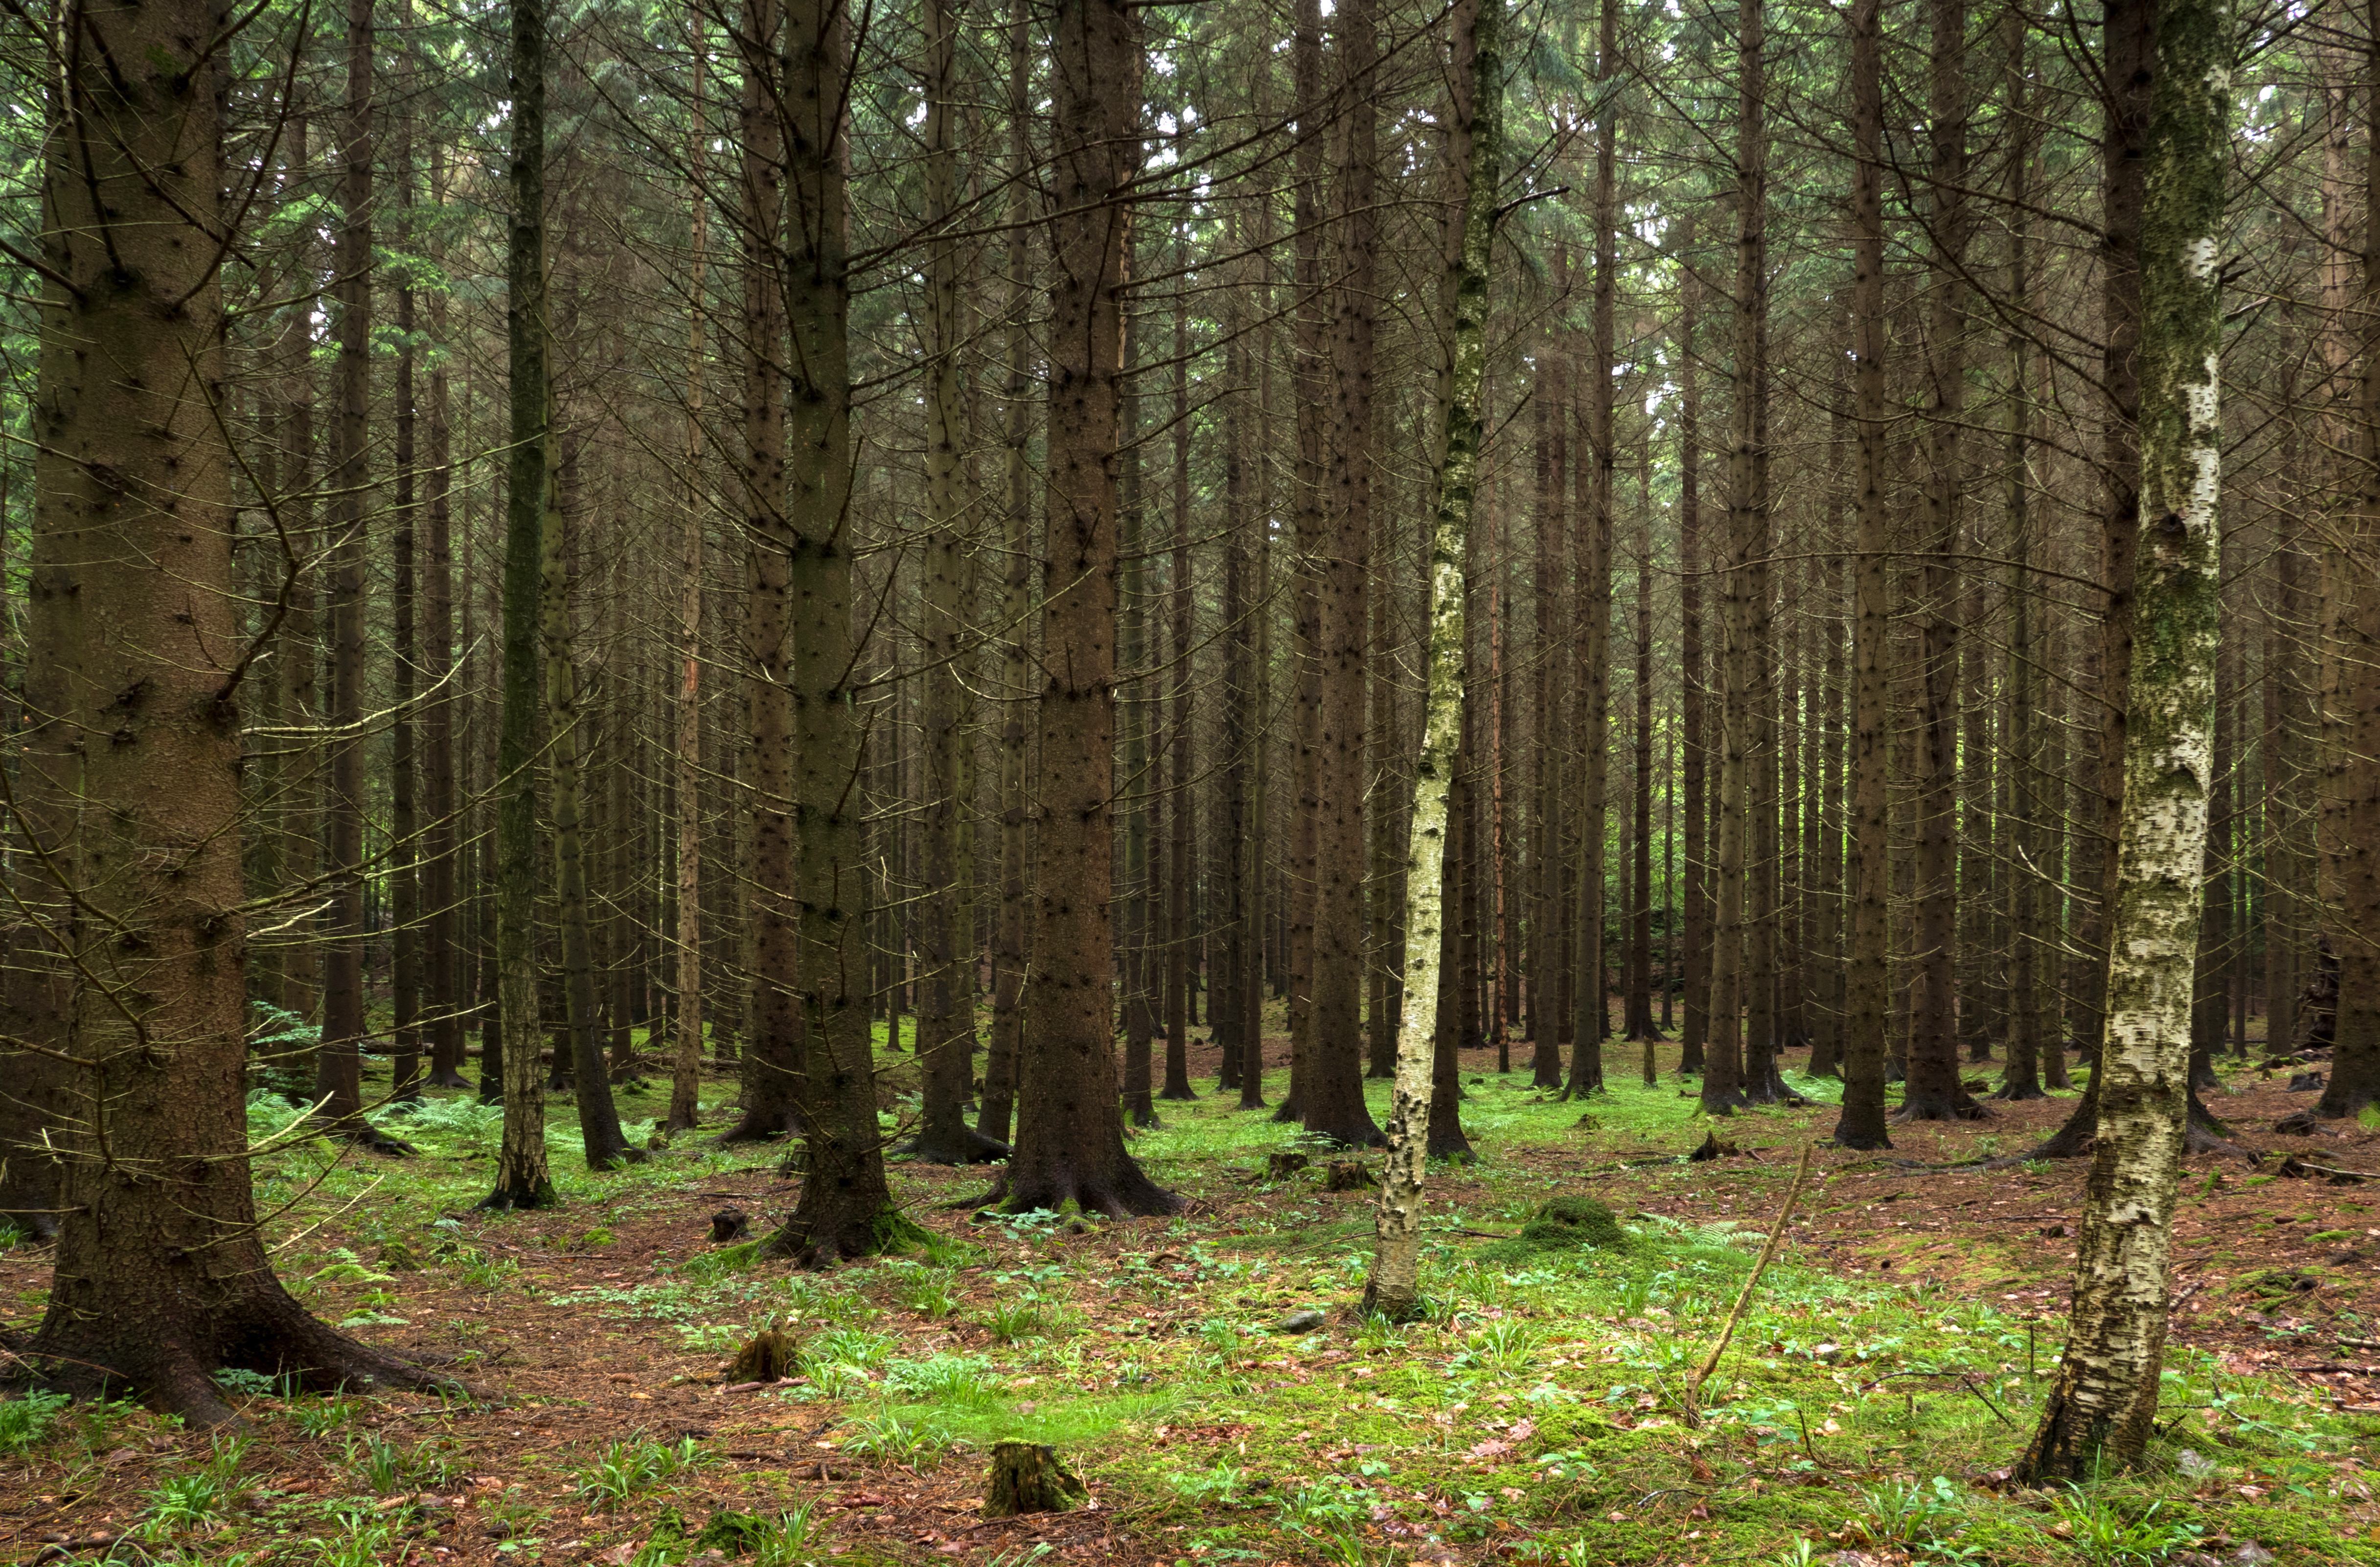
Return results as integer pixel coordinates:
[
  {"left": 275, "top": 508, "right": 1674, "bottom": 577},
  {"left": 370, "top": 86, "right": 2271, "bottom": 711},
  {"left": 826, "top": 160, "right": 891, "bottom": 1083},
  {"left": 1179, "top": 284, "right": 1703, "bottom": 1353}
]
[{"left": 2, "top": 1029, "right": 2375, "bottom": 1566}]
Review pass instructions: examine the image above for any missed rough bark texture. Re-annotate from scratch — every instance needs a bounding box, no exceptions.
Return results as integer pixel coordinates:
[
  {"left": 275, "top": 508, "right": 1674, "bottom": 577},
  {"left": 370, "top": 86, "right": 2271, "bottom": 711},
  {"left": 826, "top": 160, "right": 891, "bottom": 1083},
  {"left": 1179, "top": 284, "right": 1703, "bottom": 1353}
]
[
  {"left": 2312, "top": 0, "right": 2380, "bottom": 1128},
  {"left": 23, "top": 0, "right": 444, "bottom": 1420},
  {"left": 719, "top": 0, "right": 803, "bottom": 1148},
  {"left": 1835, "top": 0, "right": 1893, "bottom": 1150},
  {"left": 2019, "top": 0, "right": 2230, "bottom": 1479},
  {"left": 758, "top": 0, "right": 915, "bottom": 1265},
  {"left": 669, "top": 30, "right": 710, "bottom": 1134},
  {"left": 315, "top": 0, "right": 375, "bottom": 1134},
  {"left": 980, "top": 0, "right": 1035, "bottom": 1149},
  {"left": 996, "top": 0, "right": 1180, "bottom": 1220},
  {"left": 909, "top": 0, "right": 1005, "bottom": 1164},
  {"left": 544, "top": 392, "right": 637, "bottom": 1171},
  {"left": 486, "top": 0, "right": 558, "bottom": 1210},
  {"left": 1364, "top": 0, "right": 1500, "bottom": 1322},
  {"left": 1307, "top": 0, "right": 1387, "bottom": 1151},
  {"left": 1902, "top": 0, "right": 1986, "bottom": 1125}
]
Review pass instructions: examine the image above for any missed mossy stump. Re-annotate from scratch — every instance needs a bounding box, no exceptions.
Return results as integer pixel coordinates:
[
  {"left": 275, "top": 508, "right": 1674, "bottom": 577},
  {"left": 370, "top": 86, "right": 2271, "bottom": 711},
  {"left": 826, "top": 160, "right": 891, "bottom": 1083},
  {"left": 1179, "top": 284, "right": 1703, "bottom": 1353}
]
[
  {"left": 711, "top": 1207, "right": 750, "bottom": 1243},
  {"left": 1323, "top": 1160, "right": 1376, "bottom": 1191},
  {"left": 1266, "top": 1151, "right": 1310, "bottom": 1181},
  {"left": 728, "top": 1322, "right": 798, "bottom": 1383},
  {"left": 984, "top": 1442, "right": 1086, "bottom": 1517}
]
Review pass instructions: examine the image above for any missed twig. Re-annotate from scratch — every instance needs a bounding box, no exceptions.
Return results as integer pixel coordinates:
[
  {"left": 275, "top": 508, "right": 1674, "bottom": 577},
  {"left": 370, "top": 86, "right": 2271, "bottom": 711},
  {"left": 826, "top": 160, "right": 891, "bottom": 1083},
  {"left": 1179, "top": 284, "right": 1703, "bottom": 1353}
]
[{"left": 1683, "top": 1143, "right": 1817, "bottom": 1427}]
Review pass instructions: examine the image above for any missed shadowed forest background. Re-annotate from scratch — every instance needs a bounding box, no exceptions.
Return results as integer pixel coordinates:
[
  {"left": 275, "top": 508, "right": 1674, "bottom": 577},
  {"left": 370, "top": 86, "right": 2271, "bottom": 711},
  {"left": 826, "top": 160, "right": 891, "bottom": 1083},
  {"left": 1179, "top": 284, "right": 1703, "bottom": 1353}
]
[{"left": 4, "top": 0, "right": 2380, "bottom": 1557}]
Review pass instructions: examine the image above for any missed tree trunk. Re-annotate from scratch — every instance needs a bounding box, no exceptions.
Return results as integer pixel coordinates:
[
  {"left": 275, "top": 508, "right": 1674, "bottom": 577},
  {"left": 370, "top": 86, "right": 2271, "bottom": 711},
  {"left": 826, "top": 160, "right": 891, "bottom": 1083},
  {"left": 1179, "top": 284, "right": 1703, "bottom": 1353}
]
[
  {"left": 1163, "top": 242, "right": 1198, "bottom": 1104},
  {"left": 910, "top": 0, "right": 1005, "bottom": 1162},
  {"left": 486, "top": 0, "right": 559, "bottom": 1209},
  {"left": 1364, "top": 0, "right": 1501, "bottom": 1321},
  {"left": 1998, "top": 17, "right": 2048, "bottom": 1105},
  {"left": 1306, "top": 0, "right": 1387, "bottom": 1149},
  {"left": 390, "top": 136, "right": 422, "bottom": 1105},
  {"left": 758, "top": 0, "right": 915, "bottom": 1263},
  {"left": 546, "top": 393, "right": 637, "bottom": 1170},
  {"left": 668, "top": 26, "right": 711, "bottom": 1134},
  {"left": 2020, "top": 0, "right": 2230, "bottom": 1477},
  {"left": 316, "top": 0, "right": 377, "bottom": 1135},
  {"left": 1567, "top": 0, "right": 1618, "bottom": 1098},
  {"left": 1678, "top": 232, "right": 1709, "bottom": 1079},
  {"left": 1529, "top": 281, "right": 1568, "bottom": 1088},
  {"left": 24, "top": 0, "right": 443, "bottom": 1419},
  {"left": 1835, "top": 0, "right": 1894, "bottom": 1150},
  {"left": 1735, "top": 0, "right": 1786, "bottom": 1106},
  {"left": 996, "top": 0, "right": 1180, "bottom": 1219},
  {"left": 2311, "top": 0, "right": 2380, "bottom": 1125},
  {"left": 1902, "top": 0, "right": 1985, "bottom": 1124},
  {"left": 980, "top": 0, "right": 1035, "bottom": 1147}
]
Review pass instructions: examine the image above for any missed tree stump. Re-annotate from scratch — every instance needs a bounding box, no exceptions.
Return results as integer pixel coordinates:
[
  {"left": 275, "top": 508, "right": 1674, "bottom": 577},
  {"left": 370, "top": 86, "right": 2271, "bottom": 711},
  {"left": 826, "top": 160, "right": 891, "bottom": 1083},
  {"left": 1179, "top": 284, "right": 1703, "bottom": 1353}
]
[
  {"left": 710, "top": 1207, "right": 750, "bottom": 1243},
  {"left": 1322, "top": 1160, "right": 1375, "bottom": 1192},
  {"left": 727, "top": 1323, "right": 798, "bottom": 1383},
  {"left": 984, "top": 1442, "right": 1087, "bottom": 1517},
  {"left": 1266, "top": 1151, "right": 1310, "bottom": 1181}
]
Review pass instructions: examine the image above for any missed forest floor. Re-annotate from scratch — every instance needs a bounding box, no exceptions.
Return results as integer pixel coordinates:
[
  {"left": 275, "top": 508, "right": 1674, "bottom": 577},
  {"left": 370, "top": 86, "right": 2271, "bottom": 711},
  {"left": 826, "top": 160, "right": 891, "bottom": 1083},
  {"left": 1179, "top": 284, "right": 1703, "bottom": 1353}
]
[{"left": 3, "top": 1014, "right": 2378, "bottom": 1567}]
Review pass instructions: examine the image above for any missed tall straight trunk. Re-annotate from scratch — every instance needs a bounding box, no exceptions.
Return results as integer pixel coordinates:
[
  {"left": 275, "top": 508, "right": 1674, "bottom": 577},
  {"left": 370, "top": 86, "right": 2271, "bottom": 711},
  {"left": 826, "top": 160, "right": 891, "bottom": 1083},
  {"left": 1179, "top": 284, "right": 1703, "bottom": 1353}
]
[
  {"left": 1810, "top": 528, "right": 1847, "bottom": 1078},
  {"left": 22, "top": 0, "right": 439, "bottom": 1419},
  {"left": 422, "top": 142, "right": 466, "bottom": 1091},
  {"left": 316, "top": 0, "right": 376, "bottom": 1132},
  {"left": 1903, "top": 0, "right": 1984, "bottom": 1123},
  {"left": 981, "top": 0, "right": 1034, "bottom": 1145},
  {"left": 1163, "top": 242, "right": 1198, "bottom": 1103},
  {"left": 1528, "top": 280, "right": 1567, "bottom": 1087},
  {"left": 2020, "top": 0, "right": 2231, "bottom": 1476},
  {"left": 1368, "top": 492, "right": 1407, "bottom": 1080},
  {"left": 1308, "top": 0, "right": 1386, "bottom": 1147},
  {"left": 1736, "top": 0, "right": 1785, "bottom": 1105},
  {"left": 1678, "top": 234, "right": 1709, "bottom": 1076},
  {"left": 1279, "top": 0, "right": 1328, "bottom": 1127},
  {"left": 1998, "top": 17, "right": 2049, "bottom": 1103},
  {"left": 1625, "top": 445, "right": 1659, "bottom": 1041},
  {"left": 1216, "top": 315, "right": 1251, "bottom": 1089},
  {"left": 1000, "top": 0, "right": 1179, "bottom": 1217},
  {"left": 912, "top": 0, "right": 1003, "bottom": 1161},
  {"left": 1365, "top": 0, "right": 1501, "bottom": 1319},
  {"left": 2030, "top": 0, "right": 2159, "bottom": 1161},
  {"left": 668, "top": 26, "right": 710, "bottom": 1133},
  {"left": 1567, "top": 0, "right": 1618, "bottom": 1096},
  {"left": 486, "top": 0, "right": 556, "bottom": 1208},
  {"left": 546, "top": 394, "right": 636, "bottom": 1168},
  {"left": 723, "top": 0, "right": 803, "bottom": 1144},
  {"left": 2311, "top": 0, "right": 2380, "bottom": 1124},
  {"left": 760, "top": 0, "right": 914, "bottom": 1261},
  {"left": 1120, "top": 316, "right": 1158, "bottom": 1128},
  {"left": 1242, "top": 439, "right": 1275, "bottom": 1109},
  {"left": 390, "top": 126, "right": 422, "bottom": 1104},
  {"left": 1835, "top": 0, "right": 1893, "bottom": 1148},
  {"left": 278, "top": 108, "right": 320, "bottom": 1031}
]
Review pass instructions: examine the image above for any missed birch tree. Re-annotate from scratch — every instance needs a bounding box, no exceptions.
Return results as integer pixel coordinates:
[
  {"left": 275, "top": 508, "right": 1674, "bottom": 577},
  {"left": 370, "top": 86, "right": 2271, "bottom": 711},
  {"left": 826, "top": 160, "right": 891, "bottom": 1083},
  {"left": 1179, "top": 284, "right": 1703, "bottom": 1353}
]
[
  {"left": 2017, "top": 0, "right": 2234, "bottom": 1480},
  {"left": 1362, "top": 0, "right": 1503, "bottom": 1322}
]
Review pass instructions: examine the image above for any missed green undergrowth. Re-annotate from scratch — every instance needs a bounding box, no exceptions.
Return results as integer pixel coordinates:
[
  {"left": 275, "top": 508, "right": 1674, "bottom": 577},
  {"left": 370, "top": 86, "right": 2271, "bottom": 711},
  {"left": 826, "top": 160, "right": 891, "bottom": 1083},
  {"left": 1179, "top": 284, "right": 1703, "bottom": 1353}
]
[{"left": 3, "top": 1016, "right": 2368, "bottom": 1567}]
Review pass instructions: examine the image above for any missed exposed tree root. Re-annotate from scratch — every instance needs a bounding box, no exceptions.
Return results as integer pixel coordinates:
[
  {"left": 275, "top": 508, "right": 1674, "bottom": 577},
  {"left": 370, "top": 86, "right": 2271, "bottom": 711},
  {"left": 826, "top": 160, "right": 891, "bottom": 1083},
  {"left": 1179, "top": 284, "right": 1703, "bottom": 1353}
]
[
  {"left": 13, "top": 1289, "right": 458, "bottom": 1428},
  {"left": 897, "top": 1126, "right": 1011, "bottom": 1165}
]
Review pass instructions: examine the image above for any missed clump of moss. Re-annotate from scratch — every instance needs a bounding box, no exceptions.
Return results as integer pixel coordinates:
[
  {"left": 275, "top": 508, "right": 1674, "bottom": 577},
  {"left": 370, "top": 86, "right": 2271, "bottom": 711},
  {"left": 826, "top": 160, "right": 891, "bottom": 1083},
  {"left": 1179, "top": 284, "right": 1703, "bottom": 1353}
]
[{"left": 1478, "top": 1196, "right": 1627, "bottom": 1262}]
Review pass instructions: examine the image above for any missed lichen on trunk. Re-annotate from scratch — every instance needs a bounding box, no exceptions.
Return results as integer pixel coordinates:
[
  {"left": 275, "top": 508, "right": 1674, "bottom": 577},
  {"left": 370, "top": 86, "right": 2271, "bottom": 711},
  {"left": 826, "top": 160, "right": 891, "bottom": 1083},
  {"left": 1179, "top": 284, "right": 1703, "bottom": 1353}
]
[
  {"left": 1362, "top": 0, "right": 1503, "bottom": 1323},
  {"left": 2018, "top": 0, "right": 2232, "bottom": 1481}
]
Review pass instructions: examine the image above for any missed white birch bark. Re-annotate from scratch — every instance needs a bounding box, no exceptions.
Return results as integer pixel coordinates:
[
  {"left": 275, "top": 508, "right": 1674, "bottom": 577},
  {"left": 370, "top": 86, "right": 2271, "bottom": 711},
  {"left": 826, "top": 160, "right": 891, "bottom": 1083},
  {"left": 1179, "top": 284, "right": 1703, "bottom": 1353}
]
[
  {"left": 1362, "top": 0, "right": 1504, "bottom": 1322},
  {"left": 2019, "top": 0, "right": 2233, "bottom": 1479}
]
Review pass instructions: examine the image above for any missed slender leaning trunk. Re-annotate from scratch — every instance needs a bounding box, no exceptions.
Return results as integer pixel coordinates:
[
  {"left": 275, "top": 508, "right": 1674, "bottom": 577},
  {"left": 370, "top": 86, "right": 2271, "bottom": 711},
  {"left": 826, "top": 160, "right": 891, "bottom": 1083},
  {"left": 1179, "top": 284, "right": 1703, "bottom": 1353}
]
[
  {"left": 1364, "top": 0, "right": 1503, "bottom": 1321},
  {"left": 2019, "top": 0, "right": 2231, "bottom": 1478}
]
